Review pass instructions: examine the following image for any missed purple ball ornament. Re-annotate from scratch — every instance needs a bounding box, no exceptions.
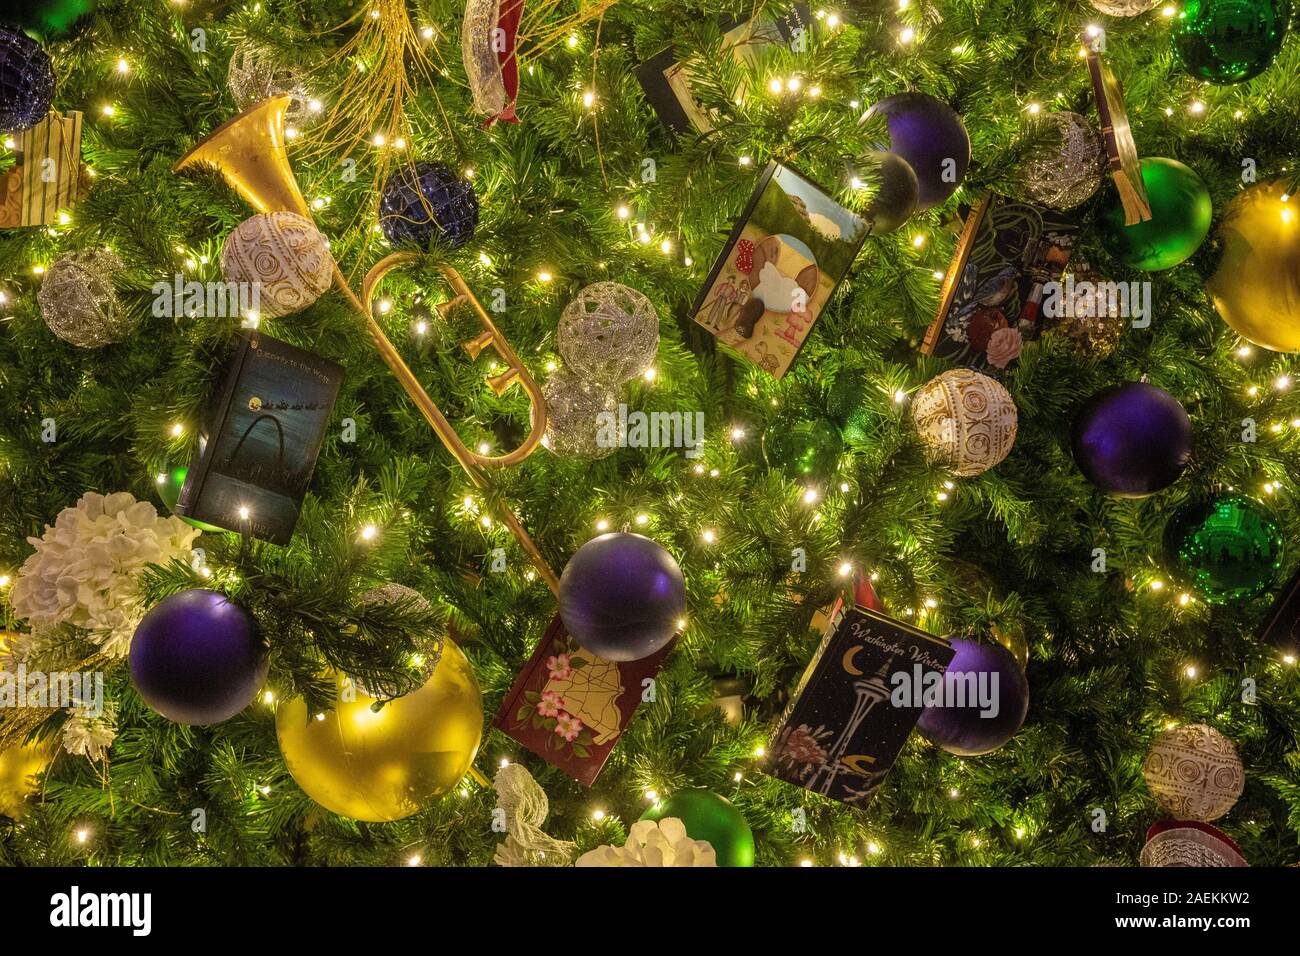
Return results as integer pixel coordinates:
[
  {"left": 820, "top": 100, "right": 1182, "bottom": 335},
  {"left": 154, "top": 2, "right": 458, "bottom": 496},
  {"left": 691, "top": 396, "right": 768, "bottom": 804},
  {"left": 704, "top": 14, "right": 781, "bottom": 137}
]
[
  {"left": 378, "top": 160, "right": 479, "bottom": 250},
  {"left": 558, "top": 533, "right": 686, "bottom": 662},
  {"left": 916, "top": 637, "right": 1029, "bottom": 756},
  {"left": 129, "top": 589, "right": 268, "bottom": 725},
  {"left": 863, "top": 92, "right": 970, "bottom": 210},
  {"left": 1072, "top": 381, "right": 1192, "bottom": 498},
  {"left": 0, "top": 26, "right": 56, "bottom": 133}
]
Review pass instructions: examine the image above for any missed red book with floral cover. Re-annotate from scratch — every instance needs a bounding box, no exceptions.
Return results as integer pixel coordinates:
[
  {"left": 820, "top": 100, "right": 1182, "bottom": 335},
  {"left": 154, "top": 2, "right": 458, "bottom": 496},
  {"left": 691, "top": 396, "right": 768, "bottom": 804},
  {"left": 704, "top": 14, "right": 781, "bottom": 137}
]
[{"left": 493, "top": 614, "right": 676, "bottom": 786}]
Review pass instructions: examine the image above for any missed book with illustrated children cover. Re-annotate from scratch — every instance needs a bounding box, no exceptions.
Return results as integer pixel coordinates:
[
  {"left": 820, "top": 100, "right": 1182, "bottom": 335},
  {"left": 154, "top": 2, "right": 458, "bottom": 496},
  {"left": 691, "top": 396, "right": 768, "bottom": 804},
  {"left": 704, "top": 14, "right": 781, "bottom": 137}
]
[{"left": 690, "top": 161, "right": 869, "bottom": 379}]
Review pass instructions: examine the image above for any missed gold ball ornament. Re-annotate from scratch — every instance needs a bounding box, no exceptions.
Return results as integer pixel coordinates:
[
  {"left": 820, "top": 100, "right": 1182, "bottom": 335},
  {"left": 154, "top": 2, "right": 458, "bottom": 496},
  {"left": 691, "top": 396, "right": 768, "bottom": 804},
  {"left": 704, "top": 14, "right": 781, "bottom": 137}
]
[
  {"left": 0, "top": 632, "right": 57, "bottom": 818},
  {"left": 1142, "top": 723, "right": 1244, "bottom": 822},
  {"left": 911, "top": 369, "right": 1018, "bottom": 476},
  {"left": 276, "top": 639, "right": 483, "bottom": 822},
  {"left": 220, "top": 212, "right": 333, "bottom": 320},
  {"left": 1207, "top": 180, "right": 1300, "bottom": 353},
  {"left": 0, "top": 735, "right": 56, "bottom": 819},
  {"left": 1043, "top": 263, "right": 1125, "bottom": 358}
]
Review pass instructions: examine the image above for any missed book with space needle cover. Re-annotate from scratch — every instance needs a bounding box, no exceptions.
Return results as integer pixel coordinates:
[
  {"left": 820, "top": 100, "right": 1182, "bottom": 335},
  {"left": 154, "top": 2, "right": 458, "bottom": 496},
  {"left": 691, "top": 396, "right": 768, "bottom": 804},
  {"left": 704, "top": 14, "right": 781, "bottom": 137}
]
[{"left": 764, "top": 602, "right": 953, "bottom": 806}]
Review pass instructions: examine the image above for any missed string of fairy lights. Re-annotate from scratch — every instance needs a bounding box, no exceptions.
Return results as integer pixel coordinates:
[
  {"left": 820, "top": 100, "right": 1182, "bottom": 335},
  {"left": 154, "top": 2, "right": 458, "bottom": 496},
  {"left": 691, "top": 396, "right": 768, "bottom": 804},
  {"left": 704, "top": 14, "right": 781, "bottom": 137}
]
[{"left": 2, "top": 3, "right": 1297, "bottom": 866}]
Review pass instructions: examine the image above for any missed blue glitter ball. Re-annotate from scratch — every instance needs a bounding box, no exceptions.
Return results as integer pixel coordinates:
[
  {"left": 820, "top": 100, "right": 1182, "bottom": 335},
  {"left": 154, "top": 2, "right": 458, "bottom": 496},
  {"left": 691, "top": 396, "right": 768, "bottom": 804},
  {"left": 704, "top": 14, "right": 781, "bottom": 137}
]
[
  {"left": 0, "top": 26, "right": 55, "bottom": 132},
  {"left": 378, "top": 161, "right": 479, "bottom": 250}
]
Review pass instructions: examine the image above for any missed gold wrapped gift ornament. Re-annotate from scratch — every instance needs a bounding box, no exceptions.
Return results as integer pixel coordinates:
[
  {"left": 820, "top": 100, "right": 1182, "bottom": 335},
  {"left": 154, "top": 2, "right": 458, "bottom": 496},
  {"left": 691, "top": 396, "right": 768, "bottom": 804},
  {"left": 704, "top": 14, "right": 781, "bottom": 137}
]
[
  {"left": 276, "top": 640, "right": 483, "bottom": 822},
  {"left": 1207, "top": 181, "right": 1300, "bottom": 353}
]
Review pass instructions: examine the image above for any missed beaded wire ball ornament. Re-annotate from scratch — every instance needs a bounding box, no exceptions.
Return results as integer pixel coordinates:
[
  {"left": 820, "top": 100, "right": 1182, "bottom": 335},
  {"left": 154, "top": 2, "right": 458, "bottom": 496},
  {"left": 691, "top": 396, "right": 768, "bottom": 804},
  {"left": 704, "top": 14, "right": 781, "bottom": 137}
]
[
  {"left": 227, "top": 40, "right": 309, "bottom": 122},
  {"left": 1021, "top": 112, "right": 1106, "bottom": 211},
  {"left": 38, "top": 248, "right": 135, "bottom": 347},
  {"left": 352, "top": 583, "right": 445, "bottom": 700},
  {"left": 557, "top": 282, "right": 660, "bottom": 385},
  {"left": 219, "top": 212, "right": 334, "bottom": 319},
  {"left": 536, "top": 368, "right": 620, "bottom": 459},
  {"left": 0, "top": 25, "right": 56, "bottom": 132},
  {"left": 378, "top": 161, "right": 480, "bottom": 250}
]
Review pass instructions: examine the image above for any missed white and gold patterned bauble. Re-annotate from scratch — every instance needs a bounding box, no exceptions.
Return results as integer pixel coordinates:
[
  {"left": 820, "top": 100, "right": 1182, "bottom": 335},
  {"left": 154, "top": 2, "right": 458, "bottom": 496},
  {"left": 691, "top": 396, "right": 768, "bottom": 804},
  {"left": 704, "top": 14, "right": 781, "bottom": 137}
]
[
  {"left": 1140, "top": 825, "right": 1247, "bottom": 867},
  {"left": 220, "top": 212, "right": 333, "bottom": 319},
  {"left": 38, "top": 249, "right": 134, "bottom": 348},
  {"left": 227, "top": 41, "right": 309, "bottom": 122},
  {"left": 1021, "top": 112, "right": 1105, "bottom": 211},
  {"left": 534, "top": 368, "right": 619, "bottom": 459},
  {"left": 911, "top": 369, "right": 1018, "bottom": 476},
  {"left": 352, "top": 583, "right": 444, "bottom": 700},
  {"left": 1143, "top": 723, "right": 1244, "bottom": 822},
  {"left": 1089, "top": 0, "right": 1162, "bottom": 15},
  {"left": 557, "top": 282, "right": 659, "bottom": 385}
]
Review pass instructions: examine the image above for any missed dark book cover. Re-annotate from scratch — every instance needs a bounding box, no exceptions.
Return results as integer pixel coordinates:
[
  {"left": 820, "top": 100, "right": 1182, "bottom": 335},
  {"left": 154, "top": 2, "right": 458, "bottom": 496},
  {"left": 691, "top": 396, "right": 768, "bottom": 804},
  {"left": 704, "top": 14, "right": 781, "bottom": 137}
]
[
  {"left": 493, "top": 613, "right": 675, "bottom": 787},
  {"left": 176, "top": 330, "right": 342, "bottom": 545},
  {"left": 1085, "top": 44, "right": 1151, "bottom": 226},
  {"left": 691, "top": 161, "right": 868, "bottom": 379},
  {"left": 923, "top": 193, "right": 1078, "bottom": 374},
  {"left": 1257, "top": 567, "right": 1300, "bottom": 658},
  {"left": 763, "top": 604, "right": 953, "bottom": 806},
  {"left": 635, "top": 5, "right": 815, "bottom": 136}
]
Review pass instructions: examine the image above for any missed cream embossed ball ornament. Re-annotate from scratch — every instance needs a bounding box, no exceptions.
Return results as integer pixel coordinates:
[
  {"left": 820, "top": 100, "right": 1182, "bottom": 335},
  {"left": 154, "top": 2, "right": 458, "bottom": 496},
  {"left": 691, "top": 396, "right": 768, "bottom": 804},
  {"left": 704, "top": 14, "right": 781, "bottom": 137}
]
[
  {"left": 911, "top": 369, "right": 1018, "bottom": 476},
  {"left": 219, "top": 212, "right": 333, "bottom": 320},
  {"left": 1142, "top": 723, "right": 1244, "bottom": 822}
]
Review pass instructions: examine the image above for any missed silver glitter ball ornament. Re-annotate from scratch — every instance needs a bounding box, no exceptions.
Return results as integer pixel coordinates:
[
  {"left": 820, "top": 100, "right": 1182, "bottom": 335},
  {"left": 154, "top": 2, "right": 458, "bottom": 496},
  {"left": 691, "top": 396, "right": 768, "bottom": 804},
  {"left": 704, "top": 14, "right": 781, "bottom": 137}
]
[
  {"left": 557, "top": 282, "right": 659, "bottom": 385},
  {"left": 227, "top": 41, "right": 309, "bottom": 122},
  {"left": 352, "top": 583, "right": 444, "bottom": 700},
  {"left": 535, "top": 368, "right": 620, "bottom": 459},
  {"left": 38, "top": 248, "right": 135, "bottom": 348},
  {"left": 1021, "top": 112, "right": 1105, "bottom": 211}
]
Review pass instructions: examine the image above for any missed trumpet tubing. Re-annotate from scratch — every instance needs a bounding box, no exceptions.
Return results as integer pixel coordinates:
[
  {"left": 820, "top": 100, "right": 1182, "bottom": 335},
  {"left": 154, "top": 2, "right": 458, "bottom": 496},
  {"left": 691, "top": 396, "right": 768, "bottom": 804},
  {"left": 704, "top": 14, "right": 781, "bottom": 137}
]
[{"left": 172, "top": 96, "right": 559, "bottom": 595}]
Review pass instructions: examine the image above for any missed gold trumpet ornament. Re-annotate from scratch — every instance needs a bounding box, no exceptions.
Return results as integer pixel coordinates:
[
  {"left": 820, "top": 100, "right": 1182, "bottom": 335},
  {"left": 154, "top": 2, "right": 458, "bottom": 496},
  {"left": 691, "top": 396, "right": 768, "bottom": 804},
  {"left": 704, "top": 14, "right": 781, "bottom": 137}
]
[{"left": 174, "top": 96, "right": 559, "bottom": 594}]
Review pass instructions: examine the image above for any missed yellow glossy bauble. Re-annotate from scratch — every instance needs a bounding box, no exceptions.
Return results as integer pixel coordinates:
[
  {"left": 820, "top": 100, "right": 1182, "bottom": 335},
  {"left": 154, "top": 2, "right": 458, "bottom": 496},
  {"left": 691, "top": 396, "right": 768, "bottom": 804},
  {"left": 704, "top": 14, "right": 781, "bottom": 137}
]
[
  {"left": 275, "top": 639, "right": 483, "bottom": 822},
  {"left": 0, "top": 631, "right": 57, "bottom": 818},
  {"left": 0, "top": 735, "right": 56, "bottom": 819},
  {"left": 1207, "top": 180, "right": 1300, "bottom": 353}
]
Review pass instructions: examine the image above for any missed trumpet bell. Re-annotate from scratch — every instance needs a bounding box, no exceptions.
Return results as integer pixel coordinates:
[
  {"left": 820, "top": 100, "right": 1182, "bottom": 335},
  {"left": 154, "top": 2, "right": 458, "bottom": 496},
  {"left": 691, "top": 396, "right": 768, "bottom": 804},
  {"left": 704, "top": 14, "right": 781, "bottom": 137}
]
[{"left": 173, "top": 95, "right": 310, "bottom": 219}]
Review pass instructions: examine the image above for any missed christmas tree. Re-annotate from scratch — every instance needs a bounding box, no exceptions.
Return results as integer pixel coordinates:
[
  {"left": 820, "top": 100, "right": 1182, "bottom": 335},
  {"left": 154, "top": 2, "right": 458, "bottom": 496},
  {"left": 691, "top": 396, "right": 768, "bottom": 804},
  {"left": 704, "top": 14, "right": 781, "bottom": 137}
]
[{"left": 1, "top": 0, "right": 1298, "bottom": 871}]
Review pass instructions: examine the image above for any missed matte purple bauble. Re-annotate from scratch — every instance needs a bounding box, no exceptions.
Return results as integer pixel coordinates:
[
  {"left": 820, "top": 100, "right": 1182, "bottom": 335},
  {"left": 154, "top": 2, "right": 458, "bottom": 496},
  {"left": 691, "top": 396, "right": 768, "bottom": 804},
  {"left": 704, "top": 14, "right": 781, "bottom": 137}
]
[
  {"left": 916, "top": 638, "right": 1029, "bottom": 756},
  {"left": 1072, "top": 382, "right": 1192, "bottom": 498},
  {"left": 864, "top": 92, "right": 970, "bottom": 210},
  {"left": 129, "top": 589, "right": 268, "bottom": 725},
  {"left": 558, "top": 533, "right": 686, "bottom": 662}
]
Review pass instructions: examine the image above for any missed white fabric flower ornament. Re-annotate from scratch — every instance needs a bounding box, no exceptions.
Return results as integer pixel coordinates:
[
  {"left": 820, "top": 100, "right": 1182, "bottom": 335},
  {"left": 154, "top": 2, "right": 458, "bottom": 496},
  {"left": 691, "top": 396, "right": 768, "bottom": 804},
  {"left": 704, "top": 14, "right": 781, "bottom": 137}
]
[
  {"left": 574, "top": 818, "right": 718, "bottom": 867},
  {"left": 10, "top": 492, "right": 200, "bottom": 657}
]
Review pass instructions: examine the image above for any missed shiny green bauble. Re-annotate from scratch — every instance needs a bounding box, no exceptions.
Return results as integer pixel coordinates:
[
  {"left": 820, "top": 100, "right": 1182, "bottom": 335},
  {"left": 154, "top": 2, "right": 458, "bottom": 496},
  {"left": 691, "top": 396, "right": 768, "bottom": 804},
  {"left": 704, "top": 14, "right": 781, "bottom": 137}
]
[
  {"left": 1172, "top": 0, "right": 1290, "bottom": 85},
  {"left": 1101, "top": 158, "right": 1212, "bottom": 272},
  {"left": 1163, "top": 495, "right": 1284, "bottom": 603},
  {"left": 641, "top": 789, "right": 755, "bottom": 867},
  {"left": 155, "top": 467, "right": 225, "bottom": 533},
  {"left": 764, "top": 416, "right": 843, "bottom": 477},
  {"left": 5, "top": 0, "right": 98, "bottom": 39}
]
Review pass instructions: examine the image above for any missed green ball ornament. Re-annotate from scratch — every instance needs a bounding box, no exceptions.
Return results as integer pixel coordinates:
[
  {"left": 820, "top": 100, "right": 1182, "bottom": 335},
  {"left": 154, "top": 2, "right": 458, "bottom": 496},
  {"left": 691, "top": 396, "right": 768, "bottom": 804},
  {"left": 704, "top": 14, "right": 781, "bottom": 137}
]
[
  {"left": 641, "top": 789, "right": 755, "bottom": 867},
  {"left": 764, "top": 416, "right": 843, "bottom": 477},
  {"left": 155, "top": 467, "right": 225, "bottom": 533},
  {"left": 1172, "top": 0, "right": 1290, "bottom": 85},
  {"left": 1164, "top": 495, "right": 1284, "bottom": 603},
  {"left": 1101, "top": 158, "right": 1212, "bottom": 271},
  {"left": 4, "top": 0, "right": 98, "bottom": 39}
]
